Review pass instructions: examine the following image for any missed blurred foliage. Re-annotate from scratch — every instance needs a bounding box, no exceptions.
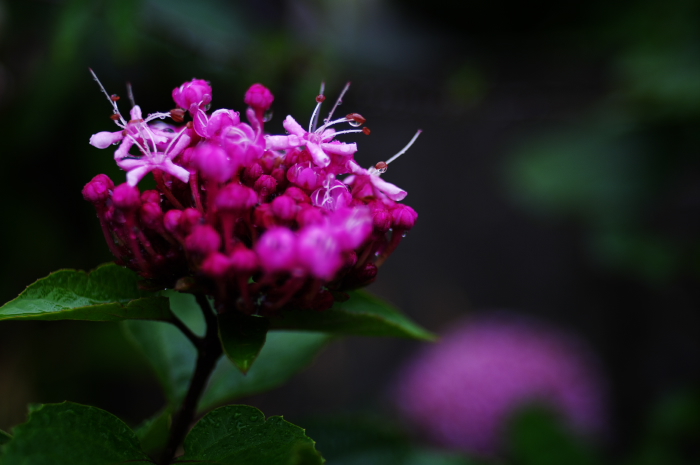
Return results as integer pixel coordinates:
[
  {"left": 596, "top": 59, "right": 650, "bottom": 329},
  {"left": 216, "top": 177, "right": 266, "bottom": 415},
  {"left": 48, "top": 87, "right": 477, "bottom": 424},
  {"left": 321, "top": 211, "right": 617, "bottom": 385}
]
[{"left": 504, "top": 0, "right": 700, "bottom": 283}]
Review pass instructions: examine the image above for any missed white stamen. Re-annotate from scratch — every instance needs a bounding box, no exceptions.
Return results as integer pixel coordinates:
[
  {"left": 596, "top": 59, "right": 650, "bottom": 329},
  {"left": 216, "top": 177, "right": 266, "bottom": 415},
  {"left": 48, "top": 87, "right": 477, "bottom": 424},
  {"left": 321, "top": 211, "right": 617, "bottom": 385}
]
[
  {"left": 126, "top": 82, "right": 136, "bottom": 109},
  {"left": 331, "top": 129, "right": 365, "bottom": 138},
  {"left": 89, "top": 68, "right": 126, "bottom": 128},
  {"left": 326, "top": 82, "right": 350, "bottom": 123},
  {"left": 317, "top": 117, "right": 352, "bottom": 135},
  {"left": 385, "top": 129, "right": 422, "bottom": 165},
  {"left": 368, "top": 130, "right": 422, "bottom": 175},
  {"left": 309, "top": 81, "right": 326, "bottom": 133}
]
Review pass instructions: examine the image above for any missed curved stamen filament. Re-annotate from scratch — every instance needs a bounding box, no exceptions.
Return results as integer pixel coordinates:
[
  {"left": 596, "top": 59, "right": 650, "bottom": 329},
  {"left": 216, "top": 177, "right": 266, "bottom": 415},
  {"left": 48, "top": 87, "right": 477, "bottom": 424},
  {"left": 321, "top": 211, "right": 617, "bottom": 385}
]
[
  {"left": 89, "top": 68, "right": 127, "bottom": 128},
  {"left": 316, "top": 116, "right": 351, "bottom": 134},
  {"left": 329, "top": 129, "right": 365, "bottom": 138},
  {"left": 385, "top": 129, "right": 422, "bottom": 165},
  {"left": 326, "top": 82, "right": 351, "bottom": 123},
  {"left": 309, "top": 82, "right": 326, "bottom": 132}
]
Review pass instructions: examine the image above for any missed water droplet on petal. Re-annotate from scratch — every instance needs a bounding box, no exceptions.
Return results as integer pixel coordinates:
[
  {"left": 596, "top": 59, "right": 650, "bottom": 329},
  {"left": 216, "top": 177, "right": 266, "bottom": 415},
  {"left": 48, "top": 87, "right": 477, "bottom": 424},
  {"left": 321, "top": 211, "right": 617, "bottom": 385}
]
[{"left": 263, "top": 110, "right": 273, "bottom": 122}]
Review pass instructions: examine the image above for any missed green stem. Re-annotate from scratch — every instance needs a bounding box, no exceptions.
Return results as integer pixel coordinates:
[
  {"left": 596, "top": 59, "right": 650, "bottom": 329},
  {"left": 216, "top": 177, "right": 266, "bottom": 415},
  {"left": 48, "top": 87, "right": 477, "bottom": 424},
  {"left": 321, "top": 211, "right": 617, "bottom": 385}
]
[{"left": 159, "top": 294, "right": 222, "bottom": 464}]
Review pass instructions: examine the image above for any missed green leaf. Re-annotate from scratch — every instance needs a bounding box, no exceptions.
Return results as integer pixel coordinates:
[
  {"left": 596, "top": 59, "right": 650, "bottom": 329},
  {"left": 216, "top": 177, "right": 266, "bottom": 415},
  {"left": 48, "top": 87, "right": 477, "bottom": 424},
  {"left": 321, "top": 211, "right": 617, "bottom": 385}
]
[
  {"left": 124, "top": 292, "right": 329, "bottom": 412},
  {"left": 0, "top": 430, "right": 10, "bottom": 446},
  {"left": 218, "top": 311, "right": 269, "bottom": 374},
  {"left": 0, "top": 263, "right": 172, "bottom": 322},
  {"left": 507, "top": 406, "right": 600, "bottom": 465},
  {"left": 304, "top": 416, "right": 478, "bottom": 465},
  {"left": 135, "top": 408, "right": 172, "bottom": 459},
  {"left": 175, "top": 405, "right": 323, "bottom": 465},
  {"left": 0, "top": 402, "right": 152, "bottom": 465},
  {"left": 269, "top": 291, "right": 435, "bottom": 340},
  {"left": 199, "top": 331, "right": 330, "bottom": 412}
]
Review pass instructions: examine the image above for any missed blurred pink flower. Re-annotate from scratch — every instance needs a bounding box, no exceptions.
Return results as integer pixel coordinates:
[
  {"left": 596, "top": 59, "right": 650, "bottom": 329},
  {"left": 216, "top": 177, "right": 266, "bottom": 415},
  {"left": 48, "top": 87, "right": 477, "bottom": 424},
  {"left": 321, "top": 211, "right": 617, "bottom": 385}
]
[{"left": 393, "top": 313, "right": 608, "bottom": 457}]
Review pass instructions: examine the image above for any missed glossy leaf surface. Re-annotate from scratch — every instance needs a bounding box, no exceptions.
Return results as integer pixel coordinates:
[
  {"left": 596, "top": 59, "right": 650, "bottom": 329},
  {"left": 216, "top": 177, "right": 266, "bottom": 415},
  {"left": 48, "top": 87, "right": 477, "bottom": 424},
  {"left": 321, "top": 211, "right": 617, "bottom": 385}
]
[
  {"left": 175, "top": 405, "right": 323, "bottom": 465},
  {"left": 199, "top": 331, "right": 329, "bottom": 412},
  {"left": 0, "top": 402, "right": 152, "bottom": 465},
  {"left": 135, "top": 407, "right": 172, "bottom": 459},
  {"left": 0, "top": 430, "right": 9, "bottom": 446},
  {"left": 0, "top": 263, "right": 171, "bottom": 322},
  {"left": 218, "top": 311, "right": 269, "bottom": 374},
  {"left": 124, "top": 292, "right": 329, "bottom": 412},
  {"left": 270, "top": 290, "right": 435, "bottom": 340}
]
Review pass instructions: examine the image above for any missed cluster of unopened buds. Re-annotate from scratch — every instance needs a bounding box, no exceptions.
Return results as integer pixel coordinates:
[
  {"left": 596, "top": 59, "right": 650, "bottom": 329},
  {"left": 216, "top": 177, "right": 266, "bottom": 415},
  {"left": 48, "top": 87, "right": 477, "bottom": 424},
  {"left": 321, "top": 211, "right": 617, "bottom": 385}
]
[{"left": 83, "top": 73, "right": 419, "bottom": 315}]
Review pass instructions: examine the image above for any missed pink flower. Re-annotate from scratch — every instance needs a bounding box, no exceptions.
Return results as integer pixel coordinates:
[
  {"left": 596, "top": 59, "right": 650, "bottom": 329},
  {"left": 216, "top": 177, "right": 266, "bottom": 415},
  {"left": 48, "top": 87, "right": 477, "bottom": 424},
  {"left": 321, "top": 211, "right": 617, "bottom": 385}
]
[
  {"left": 86, "top": 74, "right": 419, "bottom": 312},
  {"left": 393, "top": 314, "right": 608, "bottom": 457},
  {"left": 172, "top": 78, "right": 212, "bottom": 113},
  {"left": 266, "top": 115, "right": 358, "bottom": 168}
]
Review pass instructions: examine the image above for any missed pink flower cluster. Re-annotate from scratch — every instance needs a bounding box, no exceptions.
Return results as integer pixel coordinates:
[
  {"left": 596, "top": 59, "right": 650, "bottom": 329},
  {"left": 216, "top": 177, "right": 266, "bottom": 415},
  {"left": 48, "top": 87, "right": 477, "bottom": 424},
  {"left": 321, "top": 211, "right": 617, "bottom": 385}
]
[
  {"left": 84, "top": 77, "right": 418, "bottom": 314},
  {"left": 393, "top": 314, "right": 608, "bottom": 457}
]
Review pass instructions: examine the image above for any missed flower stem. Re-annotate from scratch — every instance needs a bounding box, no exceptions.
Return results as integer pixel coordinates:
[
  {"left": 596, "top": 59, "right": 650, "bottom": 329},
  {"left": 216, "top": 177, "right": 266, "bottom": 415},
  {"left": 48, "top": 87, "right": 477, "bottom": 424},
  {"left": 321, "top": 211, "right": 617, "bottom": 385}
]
[{"left": 159, "top": 294, "right": 222, "bottom": 464}]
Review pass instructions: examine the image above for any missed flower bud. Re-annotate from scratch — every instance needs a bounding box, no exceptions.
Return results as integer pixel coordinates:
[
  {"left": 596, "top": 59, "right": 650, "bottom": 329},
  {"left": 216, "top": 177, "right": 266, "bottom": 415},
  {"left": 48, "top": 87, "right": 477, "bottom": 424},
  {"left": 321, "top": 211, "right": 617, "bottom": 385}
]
[
  {"left": 297, "top": 226, "right": 342, "bottom": 280},
  {"left": 230, "top": 245, "right": 259, "bottom": 275},
  {"left": 216, "top": 183, "right": 258, "bottom": 213},
  {"left": 372, "top": 207, "right": 391, "bottom": 233},
  {"left": 243, "top": 163, "right": 264, "bottom": 184},
  {"left": 194, "top": 143, "right": 235, "bottom": 183},
  {"left": 179, "top": 208, "right": 203, "bottom": 234},
  {"left": 287, "top": 164, "right": 321, "bottom": 191},
  {"left": 112, "top": 183, "right": 141, "bottom": 210},
  {"left": 253, "top": 203, "right": 276, "bottom": 229},
  {"left": 296, "top": 205, "right": 325, "bottom": 228},
  {"left": 244, "top": 83, "right": 274, "bottom": 111},
  {"left": 254, "top": 175, "right": 277, "bottom": 198},
  {"left": 163, "top": 209, "right": 182, "bottom": 234},
  {"left": 271, "top": 195, "right": 297, "bottom": 222},
  {"left": 185, "top": 224, "right": 221, "bottom": 255},
  {"left": 256, "top": 227, "right": 297, "bottom": 273},
  {"left": 172, "top": 79, "right": 212, "bottom": 112},
  {"left": 284, "top": 187, "right": 311, "bottom": 204},
  {"left": 141, "top": 190, "right": 161, "bottom": 204},
  {"left": 140, "top": 202, "right": 163, "bottom": 229},
  {"left": 201, "top": 252, "right": 231, "bottom": 278},
  {"left": 391, "top": 204, "right": 418, "bottom": 230},
  {"left": 82, "top": 174, "right": 114, "bottom": 204}
]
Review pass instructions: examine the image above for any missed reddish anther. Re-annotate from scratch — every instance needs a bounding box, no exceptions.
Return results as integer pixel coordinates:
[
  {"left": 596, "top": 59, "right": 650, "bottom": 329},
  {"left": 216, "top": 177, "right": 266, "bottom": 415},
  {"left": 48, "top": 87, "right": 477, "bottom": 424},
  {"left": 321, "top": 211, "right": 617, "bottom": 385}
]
[
  {"left": 346, "top": 113, "right": 366, "bottom": 125},
  {"left": 362, "top": 127, "right": 371, "bottom": 135},
  {"left": 110, "top": 114, "right": 120, "bottom": 121},
  {"left": 375, "top": 161, "right": 388, "bottom": 171},
  {"left": 316, "top": 95, "right": 326, "bottom": 103},
  {"left": 170, "top": 108, "right": 186, "bottom": 123},
  {"left": 110, "top": 94, "right": 120, "bottom": 101}
]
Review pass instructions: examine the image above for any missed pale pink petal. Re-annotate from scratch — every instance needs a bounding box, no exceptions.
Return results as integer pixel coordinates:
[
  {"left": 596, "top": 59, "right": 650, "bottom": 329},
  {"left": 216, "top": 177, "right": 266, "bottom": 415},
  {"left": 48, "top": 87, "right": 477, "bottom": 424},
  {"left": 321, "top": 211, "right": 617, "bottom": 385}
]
[
  {"left": 282, "top": 115, "right": 306, "bottom": 137},
  {"left": 320, "top": 142, "right": 357, "bottom": 157},
  {"left": 130, "top": 105, "right": 143, "bottom": 120},
  {"left": 90, "top": 131, "right": 125, "bottom": 149},
  {"left": 371, "top": 176, "right": 407, "bottom": 201},
  {"left": 167, "top": 131, "right": 192, "bottom": 160},
  {"left": 307, "top": 143, "right": 331, "bottom": 167},
  {"left": 193, "top": 108, "right": 209, "bottom": 138},
  {"left": 161, "top": 159, "right": 190, "bottom": 183},
  {"left": 114, "top": 137, "right": 136, "bottom": 160},
  {"left": 126, "top": 165, "right": 154, "bottom": 186},
  {"left": 265, "top": 134, "right": 302, "bottom": 151}
]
